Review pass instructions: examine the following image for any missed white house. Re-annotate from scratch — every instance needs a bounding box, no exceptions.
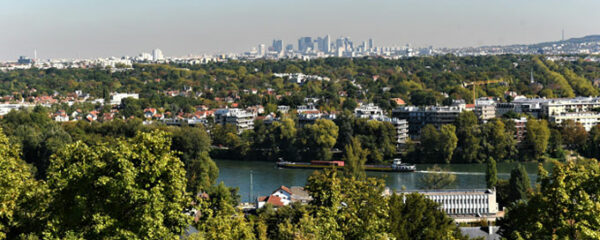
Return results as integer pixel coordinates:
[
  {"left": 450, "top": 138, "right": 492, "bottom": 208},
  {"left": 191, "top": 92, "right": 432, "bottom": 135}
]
[{"left": 53, "top": 110, "right": 69, "bottom": 122}]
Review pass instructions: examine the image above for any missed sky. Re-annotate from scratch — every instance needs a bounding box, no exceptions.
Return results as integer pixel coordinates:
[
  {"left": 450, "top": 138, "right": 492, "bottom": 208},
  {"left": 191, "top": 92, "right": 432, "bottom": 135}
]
[{"left": 1, "top": 0, "right": 599, "bottom": 61}]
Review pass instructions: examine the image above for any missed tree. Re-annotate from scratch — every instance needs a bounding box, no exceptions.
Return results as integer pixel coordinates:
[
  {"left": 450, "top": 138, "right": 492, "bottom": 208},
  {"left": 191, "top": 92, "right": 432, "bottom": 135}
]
[
  {"left": 299, "top": 119, "right": 339, "bottom": 161},
  {"left": 341, "top": 98, "right": 358, "bottom": 111},
  {"left": 499, "top": 159, "right": 600, "bottom": 239},
  {"left": 547, "top": 129, "right": 565, "bottom": 160},
  {"left": 0, "top": 128, "right": 48, "bottom": 239},
  {"left": 186, "top": 152, "right": 219, "bottom": 194},
  {"left": 305, "top": 169, "right": 390, "bottom": 239},
  {"left": 507, "top": 164, "right": 531, "bottom": 203},
  {"left": 192, "top": 183, "right": 255, "bottom": 240},
  {"left": 268, "top": 118, "right": 298, "bottom": 160},
  {"left": 486, "top": 157, "right": 497, "bottom": 188},
  {"left": 560, "top": 119, "right": 587, "bottom": 150},
  {"left": 439, "top": 124, "right": 458, "bottom": 164},
  {"left": 582, "top": 124, "right": 600, "bottom": 158},
  {"left": 481, "top": 119, "right": 517, "bottom": 162},
  {"left": 120, "top": 97, "right": 143, "bottom": 118},
  {"left": 454, "top": 111, "right": 481, "bottom": 163},
  {"left": 43, "top": 130, "right": 190, "bottom": 239},
  {"left": 410, "top": 89, "right": 441, "bottom": 106},
  {"left": 170, "top": 126, "right": 218, "bottom": 194},
  {"left": 420, "top": 124, "right": 457, "bottom": 164},
  {"left": 523, "top": 119, "right": 550, "bottom": 161},
  {"left": 389, "top": 193, "right": 468, "bottom": 240},
  {"left": 342, "top": 137, "right": 369, "bottom": 179},
  {"left": 419, "top": 165, "right": 456, "bottom": 189}
]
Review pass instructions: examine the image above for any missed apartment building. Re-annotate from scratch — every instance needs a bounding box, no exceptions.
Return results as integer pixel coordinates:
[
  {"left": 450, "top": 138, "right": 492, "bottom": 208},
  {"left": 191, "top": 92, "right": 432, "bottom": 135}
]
[
  {"left": 392, "top": 105, "right": 464, "bottom": 137},
  {"left": 214, "top": 108, "right": 255, "bottom": 133},
  {"left": 549, "top": 112, "right": 600, "bottom": 131}
]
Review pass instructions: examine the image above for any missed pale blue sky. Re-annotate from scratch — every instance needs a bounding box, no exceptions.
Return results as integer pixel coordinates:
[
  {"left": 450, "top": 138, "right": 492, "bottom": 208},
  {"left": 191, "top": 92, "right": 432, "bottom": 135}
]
[{"left": 1, "top": 0, "right": 599, "bottom": 60}]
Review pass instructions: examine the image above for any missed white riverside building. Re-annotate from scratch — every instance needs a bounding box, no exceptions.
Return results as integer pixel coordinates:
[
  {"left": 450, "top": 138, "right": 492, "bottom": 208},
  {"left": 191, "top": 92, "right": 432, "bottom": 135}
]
[
  {"left": 214, "top": 108, "right": 255, "bottom": 133},
  {"left": 549, "top": 112, "right": 600, "bottom": 131},
  {"left": 390, "top": 189, "right": 500, "bottom": 223}
]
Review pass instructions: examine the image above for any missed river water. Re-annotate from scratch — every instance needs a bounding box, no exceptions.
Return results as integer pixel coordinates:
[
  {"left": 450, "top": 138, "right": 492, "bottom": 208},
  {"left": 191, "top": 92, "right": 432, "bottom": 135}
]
[{"left": 215, "top": 159, "right": 548, "bottom": 202}]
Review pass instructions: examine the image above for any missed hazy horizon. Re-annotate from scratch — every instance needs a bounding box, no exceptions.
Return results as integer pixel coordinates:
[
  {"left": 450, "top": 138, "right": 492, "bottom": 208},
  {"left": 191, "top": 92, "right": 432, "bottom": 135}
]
[{"left": 2, "top": 0, "right": 599, "bottom": 61}]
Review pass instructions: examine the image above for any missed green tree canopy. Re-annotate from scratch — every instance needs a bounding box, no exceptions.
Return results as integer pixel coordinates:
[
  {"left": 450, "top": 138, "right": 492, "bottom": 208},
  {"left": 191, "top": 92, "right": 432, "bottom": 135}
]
[
  {"left": 486, "top": 157, "right": 498, "bottom": 188},
  {"left": 43, "top": 130, "right": 190, "bottom": 239},
  {"left": 499, "top": 159, "right": 600, "bottom": 239},
  {"left": 299, "top": 119, "right": 339, "bottom": 161}
]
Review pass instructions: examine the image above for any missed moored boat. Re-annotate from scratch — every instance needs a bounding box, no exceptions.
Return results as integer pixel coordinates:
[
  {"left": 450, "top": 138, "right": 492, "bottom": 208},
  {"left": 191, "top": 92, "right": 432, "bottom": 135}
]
[{"left": 276, "top": 158, "right": 416, "bottom": 172}]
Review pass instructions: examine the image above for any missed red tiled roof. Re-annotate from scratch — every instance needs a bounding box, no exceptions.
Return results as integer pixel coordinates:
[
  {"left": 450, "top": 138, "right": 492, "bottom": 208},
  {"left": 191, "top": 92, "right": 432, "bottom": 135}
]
[
  {"left": 257, "top": 196, "right": 267, "bottom": 202},
  {"left": 277, "top": 186, "right": 292, "bottom": 194},
  {"left": 266, "top": 195, "right": 284, "bottom": 207},
  {"left": 391, "top": 98, "right": 406, "bottom": 105}
]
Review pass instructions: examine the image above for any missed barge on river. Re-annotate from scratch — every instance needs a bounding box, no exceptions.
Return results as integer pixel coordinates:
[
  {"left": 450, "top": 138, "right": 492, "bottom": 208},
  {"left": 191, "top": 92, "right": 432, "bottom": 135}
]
[{"left": 276, "top": 158, "right": 416, "bottom": 172}]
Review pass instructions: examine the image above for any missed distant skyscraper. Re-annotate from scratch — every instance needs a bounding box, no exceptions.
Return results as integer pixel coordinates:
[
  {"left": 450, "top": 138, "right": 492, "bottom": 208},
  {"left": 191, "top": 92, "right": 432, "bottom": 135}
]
[
  {"left": 324, "top": 35, "right": 331, "bottom": 53},
  {"left": 336, "top": 38, "right": 344, "bottom": 50},
  {"left": 152, "top": 48, "right": 164, "bottom": 61},
  {"left": 368, "top": 38, "right": 374, "bottom": 50},
  {"left": 272, "top": 39, "right": 283, "bottom": 53},
  {"left": 258, "top": 44, "right": 266, "bottom": 56},
  {"left": 298, "top": 37, "right": 313, "bottom": 52}
]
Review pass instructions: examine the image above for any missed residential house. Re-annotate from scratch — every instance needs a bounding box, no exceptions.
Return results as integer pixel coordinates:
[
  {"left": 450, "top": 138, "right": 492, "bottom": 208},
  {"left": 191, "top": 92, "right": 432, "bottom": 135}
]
[
  {"left": 257, "top": 186, "right": 312, "bottom": 208},
  {"left": 53, "top": 110, "right": 69, "bottom": 122}
]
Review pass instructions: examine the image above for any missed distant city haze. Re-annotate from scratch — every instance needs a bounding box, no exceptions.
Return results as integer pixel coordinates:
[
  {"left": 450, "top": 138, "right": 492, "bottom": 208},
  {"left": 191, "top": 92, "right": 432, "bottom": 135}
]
[{"left": 1, "top": 0, "right": 599, "bottom": 61}]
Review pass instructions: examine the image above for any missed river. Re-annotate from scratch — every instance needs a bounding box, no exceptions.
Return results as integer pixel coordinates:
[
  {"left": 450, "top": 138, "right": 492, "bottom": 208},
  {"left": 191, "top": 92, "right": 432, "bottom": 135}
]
[{"left": 214, "top": 159, "right": 548, "bottom": 202}]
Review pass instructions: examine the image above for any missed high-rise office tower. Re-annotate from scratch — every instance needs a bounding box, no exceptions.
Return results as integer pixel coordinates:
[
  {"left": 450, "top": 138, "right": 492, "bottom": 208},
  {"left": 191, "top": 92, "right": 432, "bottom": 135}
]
[
  {"left": 368, "top": 38, "right": 374, "bottom": 50},
  {"left": 272, "top": 39, "right": 284, "bottom": 53},
  {"left": 314, "top": 38, "right": 321, "bottom": 52},
  {"left": 152, "top": 48, "right": 164, "bottom": 61},
  {"left": 298, "top": 37, "right": 313, "bottom": 52},
  {"left": 335, "top": 38, "right": 344, "bottom": 50},
  {"left": 324, "top": 35, "right": 331, "bottom": 53},
  {"left": 258, "top": 44, "right": 266, "bottom": 56}
]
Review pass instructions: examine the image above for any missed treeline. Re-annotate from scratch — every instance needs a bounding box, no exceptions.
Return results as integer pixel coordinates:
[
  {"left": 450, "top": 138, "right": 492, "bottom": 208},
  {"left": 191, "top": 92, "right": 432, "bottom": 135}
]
[
  {"left": 210, "top": 112, "right": 397, "bottom": 163},
  {"left": 405, "top": 111, "right": 600, "bottom": 163},
  {"left": 7, "top": 106, "right": 600, "bottom": 169},
  {"left": 1, "top": 106, "right": 218, "bottom": 195},
  {"left": 4, "top": 55, "right": 600, "bottom": 114}
]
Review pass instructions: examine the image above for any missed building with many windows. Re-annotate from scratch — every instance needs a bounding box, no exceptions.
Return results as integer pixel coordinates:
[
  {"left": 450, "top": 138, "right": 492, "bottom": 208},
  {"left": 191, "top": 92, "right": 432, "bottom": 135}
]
[
  {"left": 391, "top": 189, "right": 500, "bottom": 223},
  {"left": 474, "top": 97, "right": 496, "bottom": 122},
  {"left": 392, "top": 105, "right": 464, "bottom": 137},
  {"left": 549, "top": 112, "right": 600, "bottom": 131},
  {"left": 354, "top": 103, "right": 385, "bottom": 119},
  {"left": 214, "top": 108, "right": 255, "bottom": 133}
]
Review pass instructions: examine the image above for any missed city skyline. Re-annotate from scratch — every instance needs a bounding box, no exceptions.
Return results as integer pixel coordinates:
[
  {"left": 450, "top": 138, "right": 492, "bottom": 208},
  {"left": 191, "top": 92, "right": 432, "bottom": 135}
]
[{"left": 2, "top": 0, "right": 600, "bottom": 61}]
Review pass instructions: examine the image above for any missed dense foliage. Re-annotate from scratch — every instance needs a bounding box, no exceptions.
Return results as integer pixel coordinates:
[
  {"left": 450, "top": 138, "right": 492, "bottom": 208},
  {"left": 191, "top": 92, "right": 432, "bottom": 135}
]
[{"left": 498, "top": 159, "right": 600, "bottom": 239}]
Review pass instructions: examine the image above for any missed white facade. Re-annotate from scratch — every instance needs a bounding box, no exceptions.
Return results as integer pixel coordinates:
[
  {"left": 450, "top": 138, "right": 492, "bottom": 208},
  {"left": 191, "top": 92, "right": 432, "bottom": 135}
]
[
  {"left": 214, "top": 108, "right": 255, "bottom": 133},
  {"left": 354, "top": 103, "right": 385, "bottom": 119},
  {"left": 401, "top": 189, "right": 499, "bottom": 216},
  {"left": 152, "top": 49, "right": 164, "bottom": 61},
  {"left": 110, "top": 93, "right": 139, "bottom": 105},
  {"left": 550, "top": 112, "right": 600, "bottom": 131},
  {"left": 475, "top": 97, "right": 496, "bottom": 122}
]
